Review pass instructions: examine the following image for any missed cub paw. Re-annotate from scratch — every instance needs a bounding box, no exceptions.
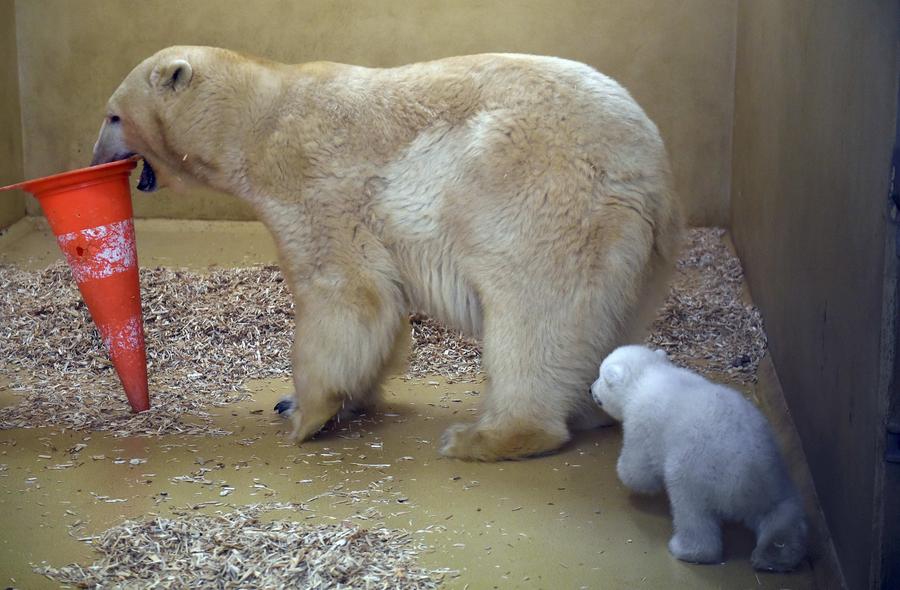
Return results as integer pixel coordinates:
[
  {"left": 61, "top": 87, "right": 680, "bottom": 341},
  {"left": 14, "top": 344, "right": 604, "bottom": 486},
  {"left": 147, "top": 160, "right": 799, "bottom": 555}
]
[
  {"left": 668, "top": 534, "right": 722, "bottom": 564},
  {"left": 616, "top": 458, "right": 663, "bottom": 494}
]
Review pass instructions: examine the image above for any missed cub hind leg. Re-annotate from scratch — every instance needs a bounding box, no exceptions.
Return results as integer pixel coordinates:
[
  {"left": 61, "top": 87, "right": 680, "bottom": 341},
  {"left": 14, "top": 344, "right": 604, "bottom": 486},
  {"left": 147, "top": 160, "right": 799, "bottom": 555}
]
[
  {"left": 750, "top": 498, "right": 808, "bottom": 572},
  {"left": 666, "top": 465, "right": 723, "bottom": 564}
]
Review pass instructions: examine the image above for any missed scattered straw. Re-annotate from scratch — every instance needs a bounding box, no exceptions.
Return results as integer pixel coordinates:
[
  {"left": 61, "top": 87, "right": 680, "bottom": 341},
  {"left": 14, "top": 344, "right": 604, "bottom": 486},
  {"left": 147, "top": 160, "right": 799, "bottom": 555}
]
[
  {"left": 407, "top": 315, "right": 481, "bottom": 383},
  {"left": 0, "top": 265, "right": 294, "bottom": 436},
  {"left": 646, "top": 227, "right": 767, "bottom": 382},
  {"left": 0, "top": 227, "right": 764, "bottom": 435},
  {"left": 35, "top": 504, "right": 450, "bottom": 589}
]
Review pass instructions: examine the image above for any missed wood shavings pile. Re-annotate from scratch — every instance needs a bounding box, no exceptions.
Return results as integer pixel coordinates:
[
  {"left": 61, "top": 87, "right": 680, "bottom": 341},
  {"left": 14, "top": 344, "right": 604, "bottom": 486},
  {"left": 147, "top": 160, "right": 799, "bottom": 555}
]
[
  {"left": 407, "top": 314, "right": 481, "bottom": 383},
  {"left": 0, "top": 265, "right": 294, "bottom": 436},
  {"left": 646, "top": 227, "right": 767, "bottom": 383},
  {"left": 35, "top": 504, "right": 449, "bottom": 589},
  {"left": 0, "top": 227, "right": 764, "bottom": 435}
]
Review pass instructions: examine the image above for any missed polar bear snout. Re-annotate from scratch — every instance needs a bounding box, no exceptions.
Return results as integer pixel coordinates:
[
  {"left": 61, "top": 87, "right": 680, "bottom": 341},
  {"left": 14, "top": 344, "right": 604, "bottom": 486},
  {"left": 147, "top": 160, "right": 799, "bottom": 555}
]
[
  {"left": 590, "top": 376, "right": 625, "bottom": 422},
  {"left": 90, "top": 115, "right": 160, "bottom": 192},
  {"left": 90, "top": 117, "right": 134, "bottom": 166},
  {"left": 90, "top": 147, "right": 135, "bottom": 166}
]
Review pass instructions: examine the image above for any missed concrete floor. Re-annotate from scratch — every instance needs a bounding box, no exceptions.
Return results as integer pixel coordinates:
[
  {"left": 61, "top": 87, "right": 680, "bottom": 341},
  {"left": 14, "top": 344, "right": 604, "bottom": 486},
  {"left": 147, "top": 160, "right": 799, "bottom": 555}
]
[{"left": 0, "top": 217, "right": 818, "bottom": 589}]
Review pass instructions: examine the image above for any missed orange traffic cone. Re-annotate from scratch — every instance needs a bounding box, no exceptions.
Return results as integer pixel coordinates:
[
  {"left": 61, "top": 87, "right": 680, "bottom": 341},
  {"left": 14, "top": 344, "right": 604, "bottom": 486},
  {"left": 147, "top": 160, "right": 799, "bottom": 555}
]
[{"left": 1, "top": 158, "right": 150, "bottom": 412}]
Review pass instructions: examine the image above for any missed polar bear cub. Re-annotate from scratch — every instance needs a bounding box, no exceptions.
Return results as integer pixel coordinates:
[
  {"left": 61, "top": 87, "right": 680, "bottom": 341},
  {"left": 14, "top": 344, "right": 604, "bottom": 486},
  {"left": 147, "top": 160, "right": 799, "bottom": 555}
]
[{"left": 591, "top": 345, "right": 807, "bottom": 571}]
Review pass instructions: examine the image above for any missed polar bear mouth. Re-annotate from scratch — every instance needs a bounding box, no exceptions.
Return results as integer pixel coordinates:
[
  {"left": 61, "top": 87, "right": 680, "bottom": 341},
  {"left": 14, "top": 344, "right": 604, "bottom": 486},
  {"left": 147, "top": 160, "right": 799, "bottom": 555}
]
[{"left": 137, "top": 159, "right": 157, "bottom": 192}]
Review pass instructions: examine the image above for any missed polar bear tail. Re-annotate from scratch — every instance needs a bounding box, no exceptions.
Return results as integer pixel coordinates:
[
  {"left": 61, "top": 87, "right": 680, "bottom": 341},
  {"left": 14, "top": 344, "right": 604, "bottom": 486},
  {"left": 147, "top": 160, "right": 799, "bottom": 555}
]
[{"left": 751, "top": 497, "right": 808, "bottom": 572}]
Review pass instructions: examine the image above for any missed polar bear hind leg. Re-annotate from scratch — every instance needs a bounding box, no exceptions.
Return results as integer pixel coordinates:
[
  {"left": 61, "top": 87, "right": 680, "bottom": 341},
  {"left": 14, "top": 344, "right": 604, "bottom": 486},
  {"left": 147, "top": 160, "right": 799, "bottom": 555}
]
[{"left": 440, "top": 289, "right": 602, "bottom": 461}]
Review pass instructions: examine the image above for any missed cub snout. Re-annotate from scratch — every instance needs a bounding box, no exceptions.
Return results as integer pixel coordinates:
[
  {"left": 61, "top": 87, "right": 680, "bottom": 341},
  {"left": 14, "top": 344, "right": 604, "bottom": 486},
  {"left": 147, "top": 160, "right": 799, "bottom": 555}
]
[{"left": 590, "top": 379, "right": 604, "bottom": 406}]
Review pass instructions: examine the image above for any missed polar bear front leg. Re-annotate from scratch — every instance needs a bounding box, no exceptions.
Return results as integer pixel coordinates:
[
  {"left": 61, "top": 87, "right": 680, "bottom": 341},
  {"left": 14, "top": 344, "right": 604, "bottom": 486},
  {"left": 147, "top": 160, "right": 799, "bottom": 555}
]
[
  {"left": 286, "top": 270, "right": 405, "bottom": 443},
  {"left": 288, "top": 363, "right": 343, "bottom": 442}
]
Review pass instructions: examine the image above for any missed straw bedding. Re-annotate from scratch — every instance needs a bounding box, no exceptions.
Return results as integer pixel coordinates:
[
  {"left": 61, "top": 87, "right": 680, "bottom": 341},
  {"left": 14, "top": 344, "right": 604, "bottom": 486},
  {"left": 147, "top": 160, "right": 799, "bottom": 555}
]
[
  {"left": 0, "top": 265, "right": 292, "bottom": 436},
  {"left": 0, "top": 228, "right": 765, "bottom": 436},
  {"left": 646, "top": 227, "right": 767, "bottom": 380},
  {"left": 35, "top": 503, "right": 450, "bottom": 589}
]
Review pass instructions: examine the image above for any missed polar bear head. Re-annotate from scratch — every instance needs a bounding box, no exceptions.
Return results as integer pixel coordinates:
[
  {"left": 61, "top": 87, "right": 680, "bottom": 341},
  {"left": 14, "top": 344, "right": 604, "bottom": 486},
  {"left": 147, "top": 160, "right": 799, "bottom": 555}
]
[
  {"left": 90, "top": 46, "right": 253, "bottom": 194},
  {"left": 590, "top": 345, "right": 668, "bottom": 420}
]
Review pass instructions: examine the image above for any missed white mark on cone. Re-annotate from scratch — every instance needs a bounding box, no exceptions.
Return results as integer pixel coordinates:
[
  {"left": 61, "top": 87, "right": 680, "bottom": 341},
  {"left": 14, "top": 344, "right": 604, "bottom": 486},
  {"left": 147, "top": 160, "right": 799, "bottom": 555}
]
[
  {"left": 57, "top": 220, "right": 137, "bottom": 283},
  {"left": 100, "top": 315, "right": 144, "bottom": 355}
]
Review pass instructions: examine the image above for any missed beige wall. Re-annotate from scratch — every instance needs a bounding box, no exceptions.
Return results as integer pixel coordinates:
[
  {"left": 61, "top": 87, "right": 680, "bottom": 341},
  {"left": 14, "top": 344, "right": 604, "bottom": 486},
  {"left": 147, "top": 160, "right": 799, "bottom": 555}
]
[
  {"left": 731, "top": 1, "right": 898, "bottom": 588},
  {"left": 13, "top": 0, "right": 735, "bottom": 224},
  {"left": 0, "top": 0, "right": 25, "bottom": 230}
]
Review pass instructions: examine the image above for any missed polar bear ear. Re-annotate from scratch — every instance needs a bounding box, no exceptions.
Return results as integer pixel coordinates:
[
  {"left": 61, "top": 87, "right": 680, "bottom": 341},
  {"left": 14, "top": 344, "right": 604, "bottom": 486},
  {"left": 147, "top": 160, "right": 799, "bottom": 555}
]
[
  {"left": 602, "top": 363, "right": 627, "bottom": 387},
  {"left": 151, "top": 59, "right": 193, "bottom": 92},
  {"left": 654, "top": 349, "right": 668, "bottom": 361}
]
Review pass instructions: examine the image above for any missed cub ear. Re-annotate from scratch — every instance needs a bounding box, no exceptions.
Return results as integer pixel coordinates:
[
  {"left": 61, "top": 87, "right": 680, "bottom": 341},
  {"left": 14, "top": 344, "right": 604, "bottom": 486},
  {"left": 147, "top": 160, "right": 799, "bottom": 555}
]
[
  {"left": 150, "top": 59, "right": 193, "bottom": 92},
  {"left": 602, "top": 363, "right": 627, "bottom": 387},
  {"left": 654, "top": 349, "right": 668, "bottom": 361}
]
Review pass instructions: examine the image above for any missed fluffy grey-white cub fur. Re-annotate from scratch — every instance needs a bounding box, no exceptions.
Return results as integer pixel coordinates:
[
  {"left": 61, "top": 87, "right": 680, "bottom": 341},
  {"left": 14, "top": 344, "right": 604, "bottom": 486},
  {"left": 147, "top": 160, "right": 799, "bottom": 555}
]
[{"left": 591, "top": 345, "right": 807, "bottom": 571}]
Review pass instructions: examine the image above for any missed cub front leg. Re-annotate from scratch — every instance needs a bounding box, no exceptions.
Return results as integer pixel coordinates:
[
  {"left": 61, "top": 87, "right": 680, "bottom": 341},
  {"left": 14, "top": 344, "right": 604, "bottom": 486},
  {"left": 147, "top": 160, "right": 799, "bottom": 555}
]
[
  {"left": 616, "top": 430, "right": 664, "bottom": 494},
  {"left": 665, "top": 459, "right": 723, "bottom": 564}
]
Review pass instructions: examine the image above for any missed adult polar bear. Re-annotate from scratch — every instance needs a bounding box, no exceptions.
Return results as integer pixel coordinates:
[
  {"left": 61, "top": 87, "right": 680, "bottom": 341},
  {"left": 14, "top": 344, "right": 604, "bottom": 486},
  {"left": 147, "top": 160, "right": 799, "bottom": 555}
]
[{"left": 92, "top": 46, "right": 682, "bottom": 461}]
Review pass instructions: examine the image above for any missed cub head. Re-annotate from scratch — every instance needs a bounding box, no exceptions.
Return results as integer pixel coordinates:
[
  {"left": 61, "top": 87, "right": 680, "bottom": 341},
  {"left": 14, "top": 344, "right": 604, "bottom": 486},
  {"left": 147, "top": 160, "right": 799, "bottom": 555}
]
[
  {"left": 91, "top": 45, "right": 242, "bottom": 193},
  {"left": 590, "top": 345, "right": 668, "bottom": 420}
]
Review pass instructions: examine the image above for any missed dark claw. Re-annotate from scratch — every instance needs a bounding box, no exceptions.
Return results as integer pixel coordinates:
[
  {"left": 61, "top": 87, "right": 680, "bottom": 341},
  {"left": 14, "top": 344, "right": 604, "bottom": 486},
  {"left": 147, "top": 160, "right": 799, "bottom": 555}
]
[{"left": 274, "top": 397, "right": 295, "bottom": 416}]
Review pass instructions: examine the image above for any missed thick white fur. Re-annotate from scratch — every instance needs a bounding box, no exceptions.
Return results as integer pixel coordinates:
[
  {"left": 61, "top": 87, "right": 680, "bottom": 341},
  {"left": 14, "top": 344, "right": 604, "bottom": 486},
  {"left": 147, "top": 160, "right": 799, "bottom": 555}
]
[
  {"left": 93, "top": 47, "right": 682, "bottom": 461},
  {"left": 591, "top": 345, "right": 808, "bottom": 571}
]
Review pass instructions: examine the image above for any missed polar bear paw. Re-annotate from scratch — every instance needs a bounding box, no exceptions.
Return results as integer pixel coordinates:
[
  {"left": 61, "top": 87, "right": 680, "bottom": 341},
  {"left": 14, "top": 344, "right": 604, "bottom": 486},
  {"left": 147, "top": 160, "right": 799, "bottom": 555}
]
[{"left": 439, "top": 422, "right": 569, "bottom": 461}]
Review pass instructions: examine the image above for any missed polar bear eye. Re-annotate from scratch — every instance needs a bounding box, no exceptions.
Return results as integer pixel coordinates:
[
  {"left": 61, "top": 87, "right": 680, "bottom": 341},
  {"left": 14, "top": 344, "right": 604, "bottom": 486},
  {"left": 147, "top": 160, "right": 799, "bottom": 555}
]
[{"left": 108, "top": 115, "right": 121, "bottom": 124}]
